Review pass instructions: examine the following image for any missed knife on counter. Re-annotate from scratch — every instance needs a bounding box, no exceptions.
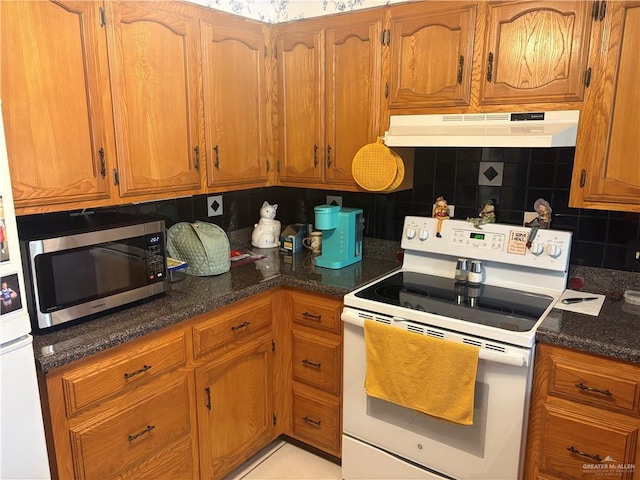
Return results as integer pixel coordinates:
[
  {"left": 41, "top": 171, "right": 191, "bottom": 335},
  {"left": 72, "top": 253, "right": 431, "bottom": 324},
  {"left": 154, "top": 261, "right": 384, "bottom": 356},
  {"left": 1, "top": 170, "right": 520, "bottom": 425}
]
[{"left": 561, "top": 297, "right": 600, "bottom": 304}]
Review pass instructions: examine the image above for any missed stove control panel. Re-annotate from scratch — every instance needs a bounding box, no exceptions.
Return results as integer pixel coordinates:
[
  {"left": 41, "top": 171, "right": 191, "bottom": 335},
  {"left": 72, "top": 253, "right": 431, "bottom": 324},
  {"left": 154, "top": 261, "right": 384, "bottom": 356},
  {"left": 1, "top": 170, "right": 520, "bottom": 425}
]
[{"left": 401, "top": 217, "right": 572, "bottom": 271}]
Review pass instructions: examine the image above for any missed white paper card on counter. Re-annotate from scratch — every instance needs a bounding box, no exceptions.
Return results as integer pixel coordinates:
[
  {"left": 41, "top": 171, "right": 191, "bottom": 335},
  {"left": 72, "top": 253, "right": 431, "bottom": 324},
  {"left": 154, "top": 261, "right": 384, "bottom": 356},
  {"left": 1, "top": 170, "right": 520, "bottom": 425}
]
[{"left": 554, "top": 290, "right": 606, "bottom": 316}]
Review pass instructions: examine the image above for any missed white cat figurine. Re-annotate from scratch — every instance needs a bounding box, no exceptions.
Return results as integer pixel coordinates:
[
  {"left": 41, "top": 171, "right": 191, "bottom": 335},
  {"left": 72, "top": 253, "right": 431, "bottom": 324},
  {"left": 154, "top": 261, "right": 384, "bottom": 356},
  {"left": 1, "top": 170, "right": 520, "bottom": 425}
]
[{"left": 251, "top": 201, "right": 281, "bottom": 248}]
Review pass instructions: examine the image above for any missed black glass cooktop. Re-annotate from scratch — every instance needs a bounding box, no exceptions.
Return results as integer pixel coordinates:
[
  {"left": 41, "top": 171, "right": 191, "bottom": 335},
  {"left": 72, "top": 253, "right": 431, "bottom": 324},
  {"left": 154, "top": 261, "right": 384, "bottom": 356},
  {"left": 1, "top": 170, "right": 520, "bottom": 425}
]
[{"left": 355, "top": 271, "right": 554, "bottom": 332}]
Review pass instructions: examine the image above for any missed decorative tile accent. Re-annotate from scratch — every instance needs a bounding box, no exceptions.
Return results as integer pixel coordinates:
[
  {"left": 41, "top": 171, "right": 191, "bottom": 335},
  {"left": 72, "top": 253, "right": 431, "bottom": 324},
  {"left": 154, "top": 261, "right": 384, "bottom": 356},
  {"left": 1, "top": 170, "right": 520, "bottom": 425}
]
[
  {"left": 207, "top": 195, "right": 223, "bottom": 217},
  {"left": 478, "top": 161, "right": 504, "bottom": 187}
]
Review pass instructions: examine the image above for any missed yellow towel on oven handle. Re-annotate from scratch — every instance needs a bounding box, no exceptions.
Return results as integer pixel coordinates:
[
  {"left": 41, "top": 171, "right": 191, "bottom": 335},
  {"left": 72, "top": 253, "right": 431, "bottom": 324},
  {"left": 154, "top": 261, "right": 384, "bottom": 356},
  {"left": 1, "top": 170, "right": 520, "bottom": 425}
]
[{"left": 364, "top": 319, "right": 479, "bottom": 425}]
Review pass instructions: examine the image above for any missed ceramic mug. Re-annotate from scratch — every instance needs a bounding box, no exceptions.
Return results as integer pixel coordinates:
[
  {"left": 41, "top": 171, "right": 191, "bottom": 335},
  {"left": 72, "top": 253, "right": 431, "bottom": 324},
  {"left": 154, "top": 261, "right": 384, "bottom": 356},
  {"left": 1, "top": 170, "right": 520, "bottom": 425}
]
[{"left": 303, "top": 231, "right": 322, "bottom": 254}]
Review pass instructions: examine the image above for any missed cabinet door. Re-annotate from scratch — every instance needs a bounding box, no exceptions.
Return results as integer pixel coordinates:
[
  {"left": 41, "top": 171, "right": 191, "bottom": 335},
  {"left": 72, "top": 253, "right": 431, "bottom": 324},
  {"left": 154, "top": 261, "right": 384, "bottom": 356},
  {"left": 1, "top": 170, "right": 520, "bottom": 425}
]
[
  {"left": 387, "top": 2, "right": 477, "bottom": 108},
  {"left": 0, "top": 1, "right": 111, "bottom": 210},
  {"left": 570, "top": 1, "right": 640, "bottom": 212},
  {"left": 105, "top": 1, "right": 202, "bottom": 198},
  {"left": 196, "top": 336, "right": 273, "bottom": 480},
  {"left": 480, "top": 1, "right": 593, "bottom": 105},
  {"left": 202, "top": 14, "right": 267, "bottom": 189},
  {"left": 277, "top": 22, "right": 324, "bottom": 184},
  {"left": 325, "top": 13, "right": 383, "bottom": 185}
]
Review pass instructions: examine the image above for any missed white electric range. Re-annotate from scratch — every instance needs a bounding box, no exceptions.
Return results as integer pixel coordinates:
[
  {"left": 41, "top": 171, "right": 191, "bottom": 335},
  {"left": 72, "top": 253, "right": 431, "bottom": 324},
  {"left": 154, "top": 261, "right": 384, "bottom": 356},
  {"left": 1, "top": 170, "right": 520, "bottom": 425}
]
[{"left": 341, "top": 217, "right": 572, "bottom": 480}]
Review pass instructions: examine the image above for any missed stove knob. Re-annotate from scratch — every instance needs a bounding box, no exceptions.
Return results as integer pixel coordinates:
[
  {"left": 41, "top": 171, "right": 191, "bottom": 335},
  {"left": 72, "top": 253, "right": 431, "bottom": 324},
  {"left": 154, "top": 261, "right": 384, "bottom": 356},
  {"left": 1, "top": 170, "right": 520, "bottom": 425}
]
[
  {"left": 530, "top": 242, "right": 544, "bottom": 256},
  {"left": 406, "top": 227, "right": 417, "bottom": 239},
  {"left": 546, "top": 244, "right": 562, "bottom": 258},
  {"left": 418, "top": 228, "right": 429, "bottom": 241}
]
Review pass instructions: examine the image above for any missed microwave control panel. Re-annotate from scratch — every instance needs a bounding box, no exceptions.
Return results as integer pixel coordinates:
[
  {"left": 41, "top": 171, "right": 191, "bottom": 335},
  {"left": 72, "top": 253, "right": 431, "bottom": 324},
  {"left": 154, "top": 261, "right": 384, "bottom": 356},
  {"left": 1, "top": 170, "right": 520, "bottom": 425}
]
[{"left": 146, "top": 233, "right": 166, "bottom": 281}]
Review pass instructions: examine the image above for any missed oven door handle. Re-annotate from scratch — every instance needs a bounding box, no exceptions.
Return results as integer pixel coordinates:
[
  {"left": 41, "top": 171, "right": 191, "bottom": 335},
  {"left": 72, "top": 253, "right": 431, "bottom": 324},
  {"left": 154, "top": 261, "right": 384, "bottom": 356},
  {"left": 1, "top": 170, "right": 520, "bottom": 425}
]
[{"left": 478, "top": 348, "right": 528, "bottom": 367}]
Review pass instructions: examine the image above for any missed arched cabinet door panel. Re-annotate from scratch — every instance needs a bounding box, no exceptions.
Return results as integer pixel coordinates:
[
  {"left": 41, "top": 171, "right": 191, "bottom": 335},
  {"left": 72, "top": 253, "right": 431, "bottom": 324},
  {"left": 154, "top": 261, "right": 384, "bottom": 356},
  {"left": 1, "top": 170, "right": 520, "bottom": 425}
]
[
  {"left": 1, "top": 1, "right": 112, "bottom": 209},
  {"left": 106, "top": 1, "right": 202, "bottom": 198}
]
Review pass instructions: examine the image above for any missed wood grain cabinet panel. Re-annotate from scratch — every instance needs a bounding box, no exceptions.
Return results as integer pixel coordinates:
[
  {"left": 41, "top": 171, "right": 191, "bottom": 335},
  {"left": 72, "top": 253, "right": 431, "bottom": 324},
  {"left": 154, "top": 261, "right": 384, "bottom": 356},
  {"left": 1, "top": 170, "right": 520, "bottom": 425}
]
[
  {"left": 479, "top": 1, "right": 593, "bottom": 105},
  {"left": 292, "top": 329, "right": 341, "bottom": 396},
  {"left": 105, "top": 1, "right": 202, "bottom": 199},
  {"left": 292, "top": 386, "right": 341, "bottom": 455},
  {"left": 0, "top": 0, "right": 113, "bottom": 210},
  {"left": 69, "top": 374, "right": 193, "bottom": 480},
  {"left": 288, "top": 290, "right": 343, "bottom": 457},
  {"left": 192, "top": 293, "right": 272, "bottom": 359},
  {"left": 201, "top": 12, "right": 268, "bottom": 189},
  {"left": 276, "top": 21, "right": 324, "bottom": 185},
  {"left": 570, "top": 1, "right": 640, "bottom": 212},
  {"left": 524, "top": 344, "right": 640, "bottom": 480},
  {"left": 62, "top": 331, "right": 187, "bottom": 416},
  {"left": 387, "top": 1, "right": 477, "bottom": 108},
  {"left": 292, "top": 290, "right": 342, "bottom": 335},
  {"left": 196, "top": 335, "right": 273, "bottom": 480},
  {"left": 277, "top": 10, "right": 382, "bottom": 189}
]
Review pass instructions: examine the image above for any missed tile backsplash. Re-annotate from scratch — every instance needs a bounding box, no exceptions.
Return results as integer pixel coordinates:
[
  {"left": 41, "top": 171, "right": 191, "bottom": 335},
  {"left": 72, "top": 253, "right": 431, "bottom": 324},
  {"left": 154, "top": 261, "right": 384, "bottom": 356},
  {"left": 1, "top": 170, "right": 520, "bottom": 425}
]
[{"left": 18, "top": 147, "right": 640, "bottom": 272}]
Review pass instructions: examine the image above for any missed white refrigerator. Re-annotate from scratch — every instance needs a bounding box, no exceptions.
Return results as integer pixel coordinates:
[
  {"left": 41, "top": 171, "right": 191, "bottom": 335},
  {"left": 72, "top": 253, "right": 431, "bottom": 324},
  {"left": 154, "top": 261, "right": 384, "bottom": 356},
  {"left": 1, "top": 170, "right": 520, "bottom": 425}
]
[{"left": 0, "top": 99, "right": 51, "bottom": 479}]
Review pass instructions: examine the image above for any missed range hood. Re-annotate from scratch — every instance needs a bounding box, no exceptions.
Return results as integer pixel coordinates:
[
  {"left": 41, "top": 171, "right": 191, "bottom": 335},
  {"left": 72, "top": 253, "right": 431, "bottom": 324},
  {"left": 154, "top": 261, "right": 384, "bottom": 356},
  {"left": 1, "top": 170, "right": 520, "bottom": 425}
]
[{"left": 383, "top": 110, "right": 579, "bottom": 148}]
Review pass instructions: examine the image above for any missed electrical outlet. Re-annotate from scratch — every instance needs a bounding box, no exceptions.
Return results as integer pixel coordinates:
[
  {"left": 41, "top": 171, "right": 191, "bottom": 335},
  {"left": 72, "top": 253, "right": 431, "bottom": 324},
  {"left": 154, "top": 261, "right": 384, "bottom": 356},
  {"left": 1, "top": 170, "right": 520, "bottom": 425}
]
[
  {"left": 626, "top": 240, "right": 640, "bottom": 270},
  {"left": 326, "top": 195, "right": 342, "bottom": 206},
  {"left": 207, "top": 195, "right": 223, "bottom": 217}
]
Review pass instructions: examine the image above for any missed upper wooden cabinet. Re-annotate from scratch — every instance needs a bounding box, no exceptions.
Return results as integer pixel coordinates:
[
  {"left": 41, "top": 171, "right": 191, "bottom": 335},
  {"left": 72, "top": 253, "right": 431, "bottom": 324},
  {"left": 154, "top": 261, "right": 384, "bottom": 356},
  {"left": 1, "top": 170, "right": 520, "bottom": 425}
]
[
  {"left": 478, "top": 1, "right": 594, "bottom": 105},
  {"left": 276, "top": 20, "right": 324, "bottom": 185},
  {"left": 277, "top": 10, "right": 383, "bottom": 188},
  {"left": 0, "top": 1, "right": 113, "bottom": 211},
  {"left": 200, "top": 12, "right": 269, "bottom": 190},
  {"left": 105, "top": 1, "right": 203, "bottom": 198},
  {"left": 387, "top": 2, "right": 477, "bottom": 109},
  {"left": 570, "top": 1, "right": 640, "bottom": 213},
  {"left": 385, "top": 0, "right": 594, "bottom": 113}
]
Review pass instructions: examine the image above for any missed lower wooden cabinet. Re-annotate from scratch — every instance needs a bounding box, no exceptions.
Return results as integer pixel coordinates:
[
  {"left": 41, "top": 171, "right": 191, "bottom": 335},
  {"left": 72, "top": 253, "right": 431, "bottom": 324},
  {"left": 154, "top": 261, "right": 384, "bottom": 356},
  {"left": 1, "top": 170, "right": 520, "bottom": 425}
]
[
  {"left": 288, "top": 290, "right": 343, "bottom": 458},
  {"left": 38, "top": 288, "right": 344, "bottom": 479},
  {"left": 525, "top": 343, "right": 640, "bottom": 480},
  {"left": 195, "top": 335, "right": 274, "bottom": 480},
  {"left": 39, "top": 327, "right": 199, "bottom": 480}
]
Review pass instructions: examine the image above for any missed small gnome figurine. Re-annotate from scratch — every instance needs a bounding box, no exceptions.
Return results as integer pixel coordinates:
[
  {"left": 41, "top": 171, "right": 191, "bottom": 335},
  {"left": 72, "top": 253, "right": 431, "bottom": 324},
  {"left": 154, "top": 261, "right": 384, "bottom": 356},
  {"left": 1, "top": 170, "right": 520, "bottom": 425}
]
[
  {"left": 468, "top": 199, "right": 496, "bottom": 229},
  {"left": 433, "top": 196, "right": 450, "bottom": 238},
  {"left": 525, "top": 198, "right": 552, "bottom": 248}
]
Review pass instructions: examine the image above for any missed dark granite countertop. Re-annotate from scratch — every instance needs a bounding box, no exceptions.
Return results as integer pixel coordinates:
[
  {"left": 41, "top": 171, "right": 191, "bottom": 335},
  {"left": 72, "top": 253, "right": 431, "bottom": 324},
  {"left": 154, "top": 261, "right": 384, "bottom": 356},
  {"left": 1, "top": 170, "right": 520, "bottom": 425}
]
[
  {"left": 536, "top": 265, "right": 640, "bottom": 365},
  {"left": 32, "top": 240, "right": 640, "bottom": 372},
  {"left": 33, "top": 241, "right": 401, "bottom": 373}
]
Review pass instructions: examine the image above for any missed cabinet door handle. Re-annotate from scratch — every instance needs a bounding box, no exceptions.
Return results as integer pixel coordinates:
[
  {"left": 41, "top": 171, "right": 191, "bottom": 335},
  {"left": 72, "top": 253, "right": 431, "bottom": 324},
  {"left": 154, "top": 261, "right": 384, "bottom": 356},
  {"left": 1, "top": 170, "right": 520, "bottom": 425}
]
[
  {"left": 457, "top": 55, "right": 464, "bottom": 84},
  {"left": 231, "top": 321, "right": 250, "bottom": 332},
  {"left": 302, "top": 312, "right": 322, "bottom": 322},
  {"left": 194, "top": 146, "right": 200, "bottom": 171},
  {"left": 302, "top": 416, "right": 321, "bottom": 426},
  {"left": 99, "top": 148, "right": 106, "bottom": 177},
  {"left": 302, "top": 359, "right": 321, "bottom": 369},
  {"left": 327, "top": 145, "right": 332, "bottom": 167},
  {"left": 123, "top": 364, "right": 151, "bottom": 380},
  {"left": 575, "top": 382, "right": 613, "bottom": 396},
  {"left": 313, "top": 144, "right": 318, "bottom": 167},
  {"left": 567, "top": 445, "right": 603, "bottom": 462},
  {"left": 213, "top": 145, "right": 219, "bottom": 170},
  {"left": 598, "top": 0, "right": 607, "bottom": 21},
  {"left": 486, "top": 52, "right": 494, "bottom": 82},
  {"left": 128, "top": 424, "right": 155, "bottom": 442},
  {"left": 205, "top": 386, "right": 212, "bottom": 410}
]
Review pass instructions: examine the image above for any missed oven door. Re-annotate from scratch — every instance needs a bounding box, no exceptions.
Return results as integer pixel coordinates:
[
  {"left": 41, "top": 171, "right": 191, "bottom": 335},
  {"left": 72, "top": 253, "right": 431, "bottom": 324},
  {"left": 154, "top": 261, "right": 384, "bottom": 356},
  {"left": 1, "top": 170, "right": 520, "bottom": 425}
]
[{"left": 342, "top": 308, "right": 534, "bottom": 480}]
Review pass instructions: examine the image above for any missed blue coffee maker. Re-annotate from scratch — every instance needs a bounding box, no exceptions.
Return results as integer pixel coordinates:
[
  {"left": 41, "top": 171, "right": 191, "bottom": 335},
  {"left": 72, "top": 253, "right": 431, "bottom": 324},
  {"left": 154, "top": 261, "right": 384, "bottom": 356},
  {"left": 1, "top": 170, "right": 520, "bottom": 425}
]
[{"left": 313, "top": 205, "right": 363, "bottom": 269}]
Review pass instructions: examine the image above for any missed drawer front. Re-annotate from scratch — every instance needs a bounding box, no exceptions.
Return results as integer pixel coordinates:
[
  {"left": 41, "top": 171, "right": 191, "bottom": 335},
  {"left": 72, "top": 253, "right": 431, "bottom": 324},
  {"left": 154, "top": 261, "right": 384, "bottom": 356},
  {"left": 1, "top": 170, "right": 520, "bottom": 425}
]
[
  {"left": 540, "top": 404, "right": 638, "bottom": 479},
  {"left": 120, "top": 435, "right": 195, "bottom": 480},
  {"left": 292, "top": 390, "right": 341, "bottom": 454},
  {"left": 193, "top": 295, "right": 272, "bottom": 358},
  {"left": 71, "top": 374, "right": 192, "bottom": 480},
  {"left": 292, "top": 291, "right": 342, "bottom": 334},
  {"left": 292, "top": 329, "right": 341, "bottom": 396},
  {"left": 549, "top": 352, "right": 640, "bottom": 416},
  {"left": 62, "top": 331, "right": 187, "bottom": 416}
]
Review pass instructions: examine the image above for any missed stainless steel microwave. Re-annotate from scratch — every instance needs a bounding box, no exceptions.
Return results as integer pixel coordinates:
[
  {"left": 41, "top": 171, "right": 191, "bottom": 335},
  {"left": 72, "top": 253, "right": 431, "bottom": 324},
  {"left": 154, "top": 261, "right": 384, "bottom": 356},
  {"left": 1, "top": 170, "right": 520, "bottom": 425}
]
[{"left": 19, "top": 216, "right": 167, "bottom": 333}]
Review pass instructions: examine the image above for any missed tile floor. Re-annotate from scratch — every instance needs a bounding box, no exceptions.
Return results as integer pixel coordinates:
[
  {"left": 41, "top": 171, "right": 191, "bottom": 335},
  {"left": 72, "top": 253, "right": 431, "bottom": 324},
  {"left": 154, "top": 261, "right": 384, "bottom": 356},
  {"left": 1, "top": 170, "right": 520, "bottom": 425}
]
[{"left": 227, "top": 440, "right": 342, "bottom": 480}]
